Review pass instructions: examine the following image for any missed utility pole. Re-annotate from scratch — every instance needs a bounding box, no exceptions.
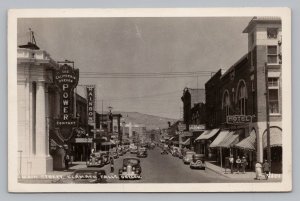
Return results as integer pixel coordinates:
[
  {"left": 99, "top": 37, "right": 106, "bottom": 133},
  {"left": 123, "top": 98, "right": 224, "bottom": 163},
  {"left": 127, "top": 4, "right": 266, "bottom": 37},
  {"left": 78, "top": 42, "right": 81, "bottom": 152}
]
[{"left": 264, "top": 63, "right": 271, "bottom": 171}]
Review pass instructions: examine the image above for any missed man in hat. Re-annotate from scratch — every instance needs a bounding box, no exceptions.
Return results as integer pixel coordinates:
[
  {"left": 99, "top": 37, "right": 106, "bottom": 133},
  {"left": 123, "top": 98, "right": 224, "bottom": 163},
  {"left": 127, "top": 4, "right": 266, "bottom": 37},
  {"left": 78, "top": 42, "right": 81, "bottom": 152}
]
[
  {"left": 262, "top": 160, "right": 270, "bottom": 180},
  {"left": 241, "top": 156, "right": 248, "bottom": 174},
  {"left": 229, "top": 154, "right": 234, "bottom": 174}
]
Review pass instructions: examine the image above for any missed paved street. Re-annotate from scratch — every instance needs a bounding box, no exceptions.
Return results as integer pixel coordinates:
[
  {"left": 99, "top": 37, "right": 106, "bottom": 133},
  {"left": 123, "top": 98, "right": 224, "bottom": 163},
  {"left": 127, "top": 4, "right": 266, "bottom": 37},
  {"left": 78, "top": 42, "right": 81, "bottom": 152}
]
[{"left": 100, "top": 147, "right": 227, "bottom": 183}]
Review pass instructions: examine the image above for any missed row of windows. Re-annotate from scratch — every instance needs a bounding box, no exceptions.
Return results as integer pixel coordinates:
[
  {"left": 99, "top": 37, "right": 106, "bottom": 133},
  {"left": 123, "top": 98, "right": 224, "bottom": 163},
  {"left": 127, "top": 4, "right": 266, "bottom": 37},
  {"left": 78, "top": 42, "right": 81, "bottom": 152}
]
[{"left": 222, "top": 78, "right": 280, "bottom": 116}]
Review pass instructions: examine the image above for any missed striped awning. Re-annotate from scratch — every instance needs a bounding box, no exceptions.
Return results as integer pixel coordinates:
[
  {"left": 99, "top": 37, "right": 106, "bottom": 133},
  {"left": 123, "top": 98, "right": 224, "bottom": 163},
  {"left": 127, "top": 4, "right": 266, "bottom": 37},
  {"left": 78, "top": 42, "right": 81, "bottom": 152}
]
[
  {"left": 209, "top": 130, "right": 230, "bottom": 148},
  {"left": 235, "top": 130, "right": 256, "bottom": 151},
  {"left": 195, "top": 129, "right": 220, "bottom": 141},
  {"left": 263, "top": 127, "right": 282, "bottom": 148},
  {"left": 180, "top": 138, "right": 190, "bottom": 145},
  {"left": 217, "top": 131, "right": 239, "bottom": 148}
]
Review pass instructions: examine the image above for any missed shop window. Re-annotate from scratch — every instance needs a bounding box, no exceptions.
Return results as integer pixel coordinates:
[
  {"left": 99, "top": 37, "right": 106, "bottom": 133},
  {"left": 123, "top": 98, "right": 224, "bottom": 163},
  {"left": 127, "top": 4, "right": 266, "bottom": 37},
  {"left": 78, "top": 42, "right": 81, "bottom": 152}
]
[
  {"left": 268, "top": 77, "right": 280, "bottom": 114},
  {"left": 267, "top": 28, "right": 278, "bottom": 39},
  {"left": 267, "top": 46, "right": 278, "bottom": 64}
]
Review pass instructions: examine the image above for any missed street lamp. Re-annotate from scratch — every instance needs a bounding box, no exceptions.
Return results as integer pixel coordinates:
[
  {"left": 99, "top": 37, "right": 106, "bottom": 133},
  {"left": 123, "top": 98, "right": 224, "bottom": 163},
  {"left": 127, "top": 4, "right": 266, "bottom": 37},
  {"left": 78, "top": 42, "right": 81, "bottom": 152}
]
[{"left": 108, "top": 106, "right": 113, "bottom": 133}]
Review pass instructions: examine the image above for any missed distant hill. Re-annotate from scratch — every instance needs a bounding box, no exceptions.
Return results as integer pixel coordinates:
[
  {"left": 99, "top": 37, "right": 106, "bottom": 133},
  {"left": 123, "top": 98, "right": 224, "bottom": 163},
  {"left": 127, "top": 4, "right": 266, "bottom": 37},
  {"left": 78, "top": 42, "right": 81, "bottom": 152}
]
[{"left": 117, "top": 112, "right": 177, "bottom": 130}]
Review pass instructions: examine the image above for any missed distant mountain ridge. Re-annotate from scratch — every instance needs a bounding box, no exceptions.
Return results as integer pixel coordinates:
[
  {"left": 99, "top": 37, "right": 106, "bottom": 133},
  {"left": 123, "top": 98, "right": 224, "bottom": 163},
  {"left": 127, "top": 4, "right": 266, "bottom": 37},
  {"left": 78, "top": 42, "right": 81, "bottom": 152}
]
[{"left": 116, "top": 111, "right": 177, "bottom": 130}]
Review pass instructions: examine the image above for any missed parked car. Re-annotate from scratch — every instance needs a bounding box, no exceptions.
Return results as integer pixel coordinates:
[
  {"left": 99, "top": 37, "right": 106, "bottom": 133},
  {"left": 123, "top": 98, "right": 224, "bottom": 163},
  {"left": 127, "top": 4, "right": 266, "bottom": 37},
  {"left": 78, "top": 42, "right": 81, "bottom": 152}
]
[
  {"left": 87, "top": 152, "right": 104, "bottom": 167},
  {"left": 183, "top": 151, "right": 196, "bottom": 164},
  {"left": 190, "top": 154, "right": 206, "bottom": 170},
  {"left": 119, "top": 158, "right": 142, "bottom": 180},
  {"left": 171, "top": 147, "right": 181, "bottom": 157},
  {"left": 53, "top": 168, "right": 107, "bottom": 183},
  {"left": 101, "top": 152, "right": 110, "bottom": 165}
]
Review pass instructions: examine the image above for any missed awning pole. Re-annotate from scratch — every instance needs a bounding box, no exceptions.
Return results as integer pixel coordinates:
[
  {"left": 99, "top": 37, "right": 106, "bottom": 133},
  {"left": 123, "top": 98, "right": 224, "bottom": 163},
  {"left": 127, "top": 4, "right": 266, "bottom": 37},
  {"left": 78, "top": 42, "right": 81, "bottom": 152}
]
[{"left": 220, "top": 147, "right": 223, "bottom": 169}]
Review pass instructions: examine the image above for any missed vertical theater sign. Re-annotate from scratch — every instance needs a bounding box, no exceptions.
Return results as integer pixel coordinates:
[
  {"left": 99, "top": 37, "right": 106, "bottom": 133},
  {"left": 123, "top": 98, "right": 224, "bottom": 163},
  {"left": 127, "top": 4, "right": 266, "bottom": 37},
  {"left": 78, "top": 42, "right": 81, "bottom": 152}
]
[
  {"left": 54, "top": 64, "right": 79, "bottom": 141},
  {"left": 86, "top": 85, "right": 95, "bottom": 123}
]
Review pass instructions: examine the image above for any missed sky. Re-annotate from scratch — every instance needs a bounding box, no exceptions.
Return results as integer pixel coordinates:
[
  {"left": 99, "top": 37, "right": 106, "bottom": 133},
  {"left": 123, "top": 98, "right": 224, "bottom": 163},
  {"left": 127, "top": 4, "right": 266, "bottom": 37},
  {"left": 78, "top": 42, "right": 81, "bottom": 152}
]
[{"left": 18, "top": 17, "right": 251, "bottom": 119}]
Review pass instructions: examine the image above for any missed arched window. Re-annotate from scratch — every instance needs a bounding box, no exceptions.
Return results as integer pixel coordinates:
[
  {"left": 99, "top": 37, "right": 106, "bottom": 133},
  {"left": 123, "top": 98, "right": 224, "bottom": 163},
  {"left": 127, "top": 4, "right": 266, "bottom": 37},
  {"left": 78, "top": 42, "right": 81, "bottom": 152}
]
[
  {"left": 222, "top": 90, "right": 230, "bottom": 119},
  {"left": 237, "top": 81, "right": 248, "bottom": 115}
]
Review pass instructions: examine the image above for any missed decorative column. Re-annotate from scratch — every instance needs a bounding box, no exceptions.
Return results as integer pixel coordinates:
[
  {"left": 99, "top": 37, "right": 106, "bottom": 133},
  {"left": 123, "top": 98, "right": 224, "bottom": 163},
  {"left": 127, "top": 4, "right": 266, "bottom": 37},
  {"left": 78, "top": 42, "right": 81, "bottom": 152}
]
[{"left": 35, "top": 81, "right": 47, "bottom": 156}]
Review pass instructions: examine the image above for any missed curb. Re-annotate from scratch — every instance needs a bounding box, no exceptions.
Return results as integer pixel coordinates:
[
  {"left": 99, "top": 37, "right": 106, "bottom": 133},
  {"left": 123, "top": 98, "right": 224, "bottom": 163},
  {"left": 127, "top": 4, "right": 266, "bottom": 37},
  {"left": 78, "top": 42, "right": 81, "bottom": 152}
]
[{"left": 205, "top": 164, "right": 231, "bottom": 179}]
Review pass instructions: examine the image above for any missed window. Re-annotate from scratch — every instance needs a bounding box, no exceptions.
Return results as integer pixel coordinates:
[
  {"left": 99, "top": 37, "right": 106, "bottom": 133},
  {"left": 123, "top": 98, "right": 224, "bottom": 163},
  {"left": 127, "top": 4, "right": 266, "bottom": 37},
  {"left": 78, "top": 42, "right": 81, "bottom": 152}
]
[
  {"left": 238, "top": 82, "right": 247, "bottom": 115},
  {"left": 267, "top": 46, "right": 278, "bottom": 64},
  {"left": 267, "top": 28, "right": 278, "bottom": 39},
  {"left": 222, "top": 91, "right": 230, "bottom": 121},
  {"left": 268, "top": 77, "right": 280, "bottom": 114}
]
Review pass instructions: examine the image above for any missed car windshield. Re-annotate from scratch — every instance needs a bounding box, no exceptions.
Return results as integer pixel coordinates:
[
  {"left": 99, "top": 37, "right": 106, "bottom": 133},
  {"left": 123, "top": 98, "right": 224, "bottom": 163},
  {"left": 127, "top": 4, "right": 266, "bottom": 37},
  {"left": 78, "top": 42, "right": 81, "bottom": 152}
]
[{"left": 124, "top": 159, "right": 139, "bottom": 166}]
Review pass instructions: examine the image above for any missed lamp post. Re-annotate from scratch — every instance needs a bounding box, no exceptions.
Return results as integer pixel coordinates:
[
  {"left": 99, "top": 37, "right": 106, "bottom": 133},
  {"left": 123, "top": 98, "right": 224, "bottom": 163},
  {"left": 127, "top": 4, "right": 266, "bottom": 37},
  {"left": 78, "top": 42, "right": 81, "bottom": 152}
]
[{"left": 108, "top": 106, "right": 113, "bottom": 134}]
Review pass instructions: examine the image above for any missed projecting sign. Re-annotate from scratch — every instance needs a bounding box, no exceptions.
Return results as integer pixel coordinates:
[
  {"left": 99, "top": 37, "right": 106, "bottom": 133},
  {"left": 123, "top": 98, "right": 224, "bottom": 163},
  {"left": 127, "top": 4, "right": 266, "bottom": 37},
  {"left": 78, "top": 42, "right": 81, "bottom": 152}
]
[
  {"left": 189, "top": 124, "right": 205, "bottom": 131},
  {"left": 54, "top": 64, "right": 79, "bottom": 141},
  {"left": 226, "top": 115, "right": 255, "bottom": 124},
  {"left": 86, "top": 86, "right": 95, "bottom": 123}
]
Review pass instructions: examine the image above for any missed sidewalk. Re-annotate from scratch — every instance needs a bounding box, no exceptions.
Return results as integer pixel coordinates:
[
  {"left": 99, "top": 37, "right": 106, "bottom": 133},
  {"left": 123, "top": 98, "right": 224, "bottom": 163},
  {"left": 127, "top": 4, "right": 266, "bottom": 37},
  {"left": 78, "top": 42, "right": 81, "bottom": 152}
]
[{"left": 205, "top": 161, "right": 282, "bottom": 182}]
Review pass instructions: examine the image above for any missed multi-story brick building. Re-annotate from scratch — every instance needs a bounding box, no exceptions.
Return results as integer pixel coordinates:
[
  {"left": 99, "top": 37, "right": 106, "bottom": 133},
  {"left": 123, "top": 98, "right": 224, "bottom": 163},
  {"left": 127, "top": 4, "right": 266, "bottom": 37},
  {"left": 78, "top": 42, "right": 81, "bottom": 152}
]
[{"left": 205, "top": 17, "right": 282, "bottom": 173}]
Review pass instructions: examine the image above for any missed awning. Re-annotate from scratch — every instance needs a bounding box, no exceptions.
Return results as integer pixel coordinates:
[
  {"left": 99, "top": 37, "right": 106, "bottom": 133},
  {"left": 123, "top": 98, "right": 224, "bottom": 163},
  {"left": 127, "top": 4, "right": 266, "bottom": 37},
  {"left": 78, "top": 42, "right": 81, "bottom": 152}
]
[
  {"left": 180, "top": 138, "right": 190, "bottom": 145},
  {"left": 235, "top": 130, "right": 256, "bottom": 151},
  {"left": 263, "top": 127, "right": 282, "bottom": 148},
  {"left": 217, "top": 131, "right": 239, "bottom": 148},
  {"left": 195, "top": 129, "right": 220, "bottom": 141},
  {"left": 209, "top": 130, "right": 230, "bottom": 148}
]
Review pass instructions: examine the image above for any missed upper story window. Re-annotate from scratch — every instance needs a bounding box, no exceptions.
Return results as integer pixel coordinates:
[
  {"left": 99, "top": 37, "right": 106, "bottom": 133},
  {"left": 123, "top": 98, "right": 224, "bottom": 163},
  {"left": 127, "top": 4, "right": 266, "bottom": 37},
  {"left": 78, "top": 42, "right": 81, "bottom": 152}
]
[
  {"left": 267, "top": 46, "right": 278, "bottom": 64},
  {"left": 268, "top": 77, "right": 280, "bottom": 114},
  {"left": 267, "top": 28, "right": 278, "bottom": 39},
  {"left": 238, "top": 82, "right": 248, "bottom": 115},
  {"left": 222, "top": 91, "right": 230, "bottom": 119}
]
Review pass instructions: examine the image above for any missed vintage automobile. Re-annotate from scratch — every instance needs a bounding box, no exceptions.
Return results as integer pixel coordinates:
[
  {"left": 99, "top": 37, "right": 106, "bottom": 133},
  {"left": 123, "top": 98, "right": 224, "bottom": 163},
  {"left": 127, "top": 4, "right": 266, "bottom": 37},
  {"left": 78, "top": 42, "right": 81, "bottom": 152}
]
[
  {"left": 101, "top": 152, "right": 110, "bottom": 165},
  {"left": 171, "top": 147, "right": 181, "bottom": 157},
  {"left": 182, "top": 151, "right": 196, "bottom": 164},
  {"left": 109, "top": 149, "right": 119, "bottom": 159},
  {"left": 53, "top": 168, "right": 107, "bottom": 183},
  {"left": 137, "top": 148, "right": 147, "bottom": 158},
  {"left": 190, "top": 154, "right": 206, "bottom": 170},
  {"left": 87, "top": 152, "right": 104, "bottom": 167},
  {"left": 130, "top": 147, "right": 138, "bottom": 154},
  {"left": 119, "top": 158, "right": 142, "bottom": 180}
]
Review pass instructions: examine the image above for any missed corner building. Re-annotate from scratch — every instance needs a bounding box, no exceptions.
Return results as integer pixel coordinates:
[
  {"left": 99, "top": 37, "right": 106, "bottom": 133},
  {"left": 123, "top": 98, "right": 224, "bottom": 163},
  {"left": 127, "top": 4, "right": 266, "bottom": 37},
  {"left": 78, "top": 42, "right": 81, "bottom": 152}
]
[{"left": 205, "top": 17, "right": 282, "bottom": 173}]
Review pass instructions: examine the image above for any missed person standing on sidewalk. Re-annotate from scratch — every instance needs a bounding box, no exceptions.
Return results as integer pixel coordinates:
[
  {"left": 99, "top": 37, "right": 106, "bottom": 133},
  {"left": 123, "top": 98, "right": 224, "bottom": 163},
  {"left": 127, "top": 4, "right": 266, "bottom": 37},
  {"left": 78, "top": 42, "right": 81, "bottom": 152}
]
[
  {"left": 262, "top": 160, "right": 270, "bottom": 180},
  {"left": 236, "top": 156, "right": 242, "bottom": 174},
  {"left": 64, "top": 153, "right": 70, "bottom": 171},
  {"left": 110, "top": 156, "right": 114, "bottom": 173},
  {"left": 241, "top": 156, "right": 248, "bottom": 174},
  {"left": 229, "top": 154, "right": 234, "bottom": 174}
]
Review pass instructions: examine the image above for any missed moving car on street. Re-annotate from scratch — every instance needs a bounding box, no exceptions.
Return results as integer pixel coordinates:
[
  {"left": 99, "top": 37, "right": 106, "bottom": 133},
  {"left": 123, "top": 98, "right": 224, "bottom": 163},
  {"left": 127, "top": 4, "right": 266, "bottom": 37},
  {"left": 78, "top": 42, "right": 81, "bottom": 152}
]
[
  {"left": 119, "top": 158, "right": 142, "bottom": 180},
  {"left": 53, "top": 168, "right": 107, "bottom": 183},
  {"left": 87, "top": 152, "right": 104, "bottom": 167},
  {"left": 130, "top": 146, "right": 138, "bottom": 154},
  {"left": 183, "top": 151, "right": 196, "bottom": 164},
  {"left": 137, "top": 148, "right": 148, "bottom": 158},
  {"left": 190, "top": 154, "right": 206, "bottom": 170}
]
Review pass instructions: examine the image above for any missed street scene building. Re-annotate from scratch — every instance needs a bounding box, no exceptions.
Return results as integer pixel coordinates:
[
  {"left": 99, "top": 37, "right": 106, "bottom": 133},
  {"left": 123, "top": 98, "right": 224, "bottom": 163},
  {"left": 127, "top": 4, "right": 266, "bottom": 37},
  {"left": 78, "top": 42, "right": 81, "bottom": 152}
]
[{"left": 16, "top": 16, "right": 284, "bottom": 184}]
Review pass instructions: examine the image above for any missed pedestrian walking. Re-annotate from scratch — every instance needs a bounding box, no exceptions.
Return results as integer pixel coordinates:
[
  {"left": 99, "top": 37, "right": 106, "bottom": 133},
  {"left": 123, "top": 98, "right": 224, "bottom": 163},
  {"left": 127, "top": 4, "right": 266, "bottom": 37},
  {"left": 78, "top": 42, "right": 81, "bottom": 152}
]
[
  {"left": 64, "top": 153, "right": 70, "bottom": 170},
  {"left": 262, "top": 160, "right": 270, "bottom": 180},
  {"left": 110, "top": 156, "right": 114, "bottom": 173},
  {"left": 236, "top": 156, "right": 241, "bottom": 174},
  {"left": 229, "top": 154, "right": 234, "bottom": 174},
  {"left": 241, "top": 156, "right": 248, "bottom": 174}
]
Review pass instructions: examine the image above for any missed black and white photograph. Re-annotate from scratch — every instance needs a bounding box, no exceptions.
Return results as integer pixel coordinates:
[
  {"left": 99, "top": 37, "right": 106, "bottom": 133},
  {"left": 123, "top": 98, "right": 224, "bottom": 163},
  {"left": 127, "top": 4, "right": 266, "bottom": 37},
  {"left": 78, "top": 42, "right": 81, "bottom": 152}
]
[{"left": 8, "top": 8, "right": 292, "bottom": 192}]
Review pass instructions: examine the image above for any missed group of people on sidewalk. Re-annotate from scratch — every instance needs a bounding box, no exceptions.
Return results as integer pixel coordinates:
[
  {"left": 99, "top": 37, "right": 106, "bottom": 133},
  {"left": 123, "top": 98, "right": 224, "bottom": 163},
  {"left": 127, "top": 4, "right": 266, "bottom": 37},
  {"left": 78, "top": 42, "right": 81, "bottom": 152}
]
[
  {"left": 226, "top": 155, "right": 248, "bottom": 174},
  {"left": 255, "top": 160, "right": 271, "bottom": 180}
]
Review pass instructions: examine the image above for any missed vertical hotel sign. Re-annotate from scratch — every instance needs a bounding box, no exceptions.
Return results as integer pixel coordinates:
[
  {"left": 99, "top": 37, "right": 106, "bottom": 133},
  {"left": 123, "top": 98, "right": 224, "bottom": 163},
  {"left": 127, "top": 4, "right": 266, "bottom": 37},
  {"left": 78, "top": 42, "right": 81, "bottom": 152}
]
[
  {"left": 87, "top": 85, "right": 95, "bottom": 123},
  {"left": 54, "top": 64, "right": 79, "bottom": 141}
]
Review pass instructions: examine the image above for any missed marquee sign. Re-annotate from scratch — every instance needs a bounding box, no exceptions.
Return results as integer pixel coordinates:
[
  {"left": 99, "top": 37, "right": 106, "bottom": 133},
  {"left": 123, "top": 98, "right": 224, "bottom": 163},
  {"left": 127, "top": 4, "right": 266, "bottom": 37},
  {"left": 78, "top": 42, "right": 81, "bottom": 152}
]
[
  {"left": 54, "top": 64, "right": 79, "bottom": 141},
  {"left": 86, "top": 86, "right": 95, "bottom": 123},
  {"left": 226, "top": 115, "right": 255, "bottom": 124}
]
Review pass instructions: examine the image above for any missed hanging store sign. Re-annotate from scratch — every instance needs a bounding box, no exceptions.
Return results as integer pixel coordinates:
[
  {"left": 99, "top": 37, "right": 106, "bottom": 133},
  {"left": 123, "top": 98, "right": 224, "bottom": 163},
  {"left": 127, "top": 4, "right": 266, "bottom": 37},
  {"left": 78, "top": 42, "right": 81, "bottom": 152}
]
[
  {"left": 54, "top": 64, "right": 79, "bottom": 141},
  {"left": 86, "top": 86, "right": 95, "bottom": 123},
  {"left": 226, "top": 115, "right": 255, "bottom": 124}
]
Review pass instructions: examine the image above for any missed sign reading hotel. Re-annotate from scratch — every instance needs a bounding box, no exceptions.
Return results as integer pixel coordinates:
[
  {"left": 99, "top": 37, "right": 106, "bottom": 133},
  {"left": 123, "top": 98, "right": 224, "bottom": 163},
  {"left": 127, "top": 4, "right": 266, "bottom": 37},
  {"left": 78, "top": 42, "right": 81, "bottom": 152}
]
[
  {"left": 54, "top": 64, "right": 79, "bottom": 141},
  {"left": 86, "top": 85, "right": 95, "bottom": 123},
  {"left": 226, "top": 115, "right": 255, "bottom": 124}
]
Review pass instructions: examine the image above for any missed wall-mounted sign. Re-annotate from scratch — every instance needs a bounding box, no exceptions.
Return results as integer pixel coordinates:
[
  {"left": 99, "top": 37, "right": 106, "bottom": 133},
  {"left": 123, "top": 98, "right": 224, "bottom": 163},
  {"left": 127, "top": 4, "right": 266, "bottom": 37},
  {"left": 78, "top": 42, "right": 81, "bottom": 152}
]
[
  {"left": 226, "top": 115, "right": 255, "bottom": 124},
  {"left": 54, "top": 64, "right": 79, "bottom": 141},
  {"left": 75, "top": 138, "right": 93, "bottom": 143},
  {"left": 86, "top": 86, "right": 95, "bottom": 123},
  {"left": 189, "top": 124, "right": 205, "bottom": 131}
]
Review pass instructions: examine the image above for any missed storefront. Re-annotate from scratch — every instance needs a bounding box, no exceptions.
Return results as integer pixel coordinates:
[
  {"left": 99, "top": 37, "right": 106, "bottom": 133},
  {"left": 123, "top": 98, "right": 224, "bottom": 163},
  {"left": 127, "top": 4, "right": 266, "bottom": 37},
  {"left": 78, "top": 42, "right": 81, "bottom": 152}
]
[{"left": 194, "top": 129, "right": 219, "bottom": 157}]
